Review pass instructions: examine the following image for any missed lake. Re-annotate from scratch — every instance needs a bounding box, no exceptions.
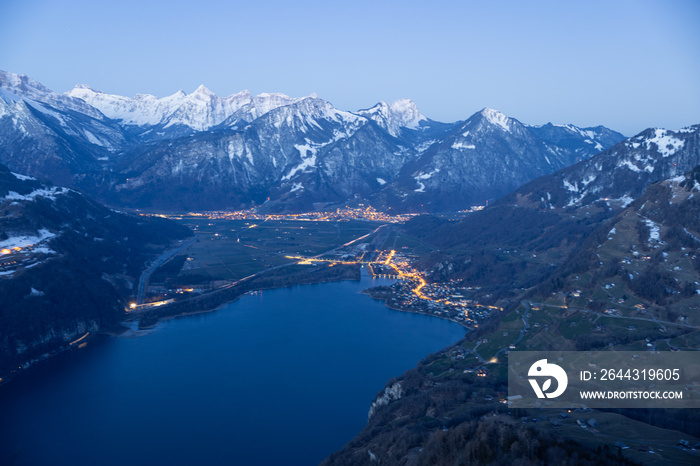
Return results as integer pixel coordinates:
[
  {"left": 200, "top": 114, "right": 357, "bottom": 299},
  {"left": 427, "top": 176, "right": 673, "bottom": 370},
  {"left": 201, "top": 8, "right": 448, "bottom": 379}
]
[{"left": 0, "top": 268, "right": 465, "bottom": 465}]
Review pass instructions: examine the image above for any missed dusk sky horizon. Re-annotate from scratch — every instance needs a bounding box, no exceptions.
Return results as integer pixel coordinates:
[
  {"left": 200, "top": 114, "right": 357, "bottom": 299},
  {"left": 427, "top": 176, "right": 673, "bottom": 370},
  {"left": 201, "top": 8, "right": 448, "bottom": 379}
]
[{"left": 1, "top": 0, "right": 699, "bottom": 136}]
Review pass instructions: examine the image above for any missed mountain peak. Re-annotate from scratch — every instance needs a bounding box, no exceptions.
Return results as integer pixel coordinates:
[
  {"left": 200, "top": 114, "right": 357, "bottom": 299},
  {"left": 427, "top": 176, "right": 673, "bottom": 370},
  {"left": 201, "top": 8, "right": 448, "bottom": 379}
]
[
  {"left": 391, "top": 98, "right": 418, "bottom": 111},
  {"left": 0, "top": 70, "right": 54, "bottom": 96},
  {"left": 356, "top": 98, "right": 427, "bottom": 137},
  {"left": 235, "top": 89, "right": 252, "bottom": 99},
  {"left": 71, "top": 83, "right": 104, "bottom": 95},
  {"left": 0, "top": 70, "right": 105, "bottom": 120},
  {"left": 478, "top": 107, "right": 511, "bottom": 132},
  {"left": 193, "top": 84, "right": 214, "bottom": 96},
  {"left": 257, "top": 92, "right": 292, "bottom": 100},
  {"left": 73, "top": 83, "right": 96, "bottom": 91}
]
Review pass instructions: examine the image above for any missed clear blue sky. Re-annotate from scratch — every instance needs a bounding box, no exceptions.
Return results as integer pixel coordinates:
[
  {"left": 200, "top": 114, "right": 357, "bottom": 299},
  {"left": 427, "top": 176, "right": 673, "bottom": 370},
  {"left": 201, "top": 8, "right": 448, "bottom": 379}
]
[{"left": 1, "top": 0, "right": 698, "bottom": 135}]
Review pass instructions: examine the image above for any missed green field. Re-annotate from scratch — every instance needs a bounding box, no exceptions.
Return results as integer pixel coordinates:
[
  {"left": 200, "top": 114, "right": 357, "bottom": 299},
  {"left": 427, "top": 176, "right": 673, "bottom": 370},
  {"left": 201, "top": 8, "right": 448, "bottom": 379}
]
[
  {"left": 379, "top": 230, "right": 437, "bottom": 254},
  {"left": 153, "top": 218, "right": 382, "bottom": 284}
]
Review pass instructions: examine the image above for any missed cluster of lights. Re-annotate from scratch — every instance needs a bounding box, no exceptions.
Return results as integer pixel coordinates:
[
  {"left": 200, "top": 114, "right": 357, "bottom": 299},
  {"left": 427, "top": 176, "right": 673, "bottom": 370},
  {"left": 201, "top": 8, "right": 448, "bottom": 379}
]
[
  {"left": 289, "top": 248, "right": 502, "bottom": 317},
  {"left": 148, "top": 206, "right": 416, "bottom": 224}
]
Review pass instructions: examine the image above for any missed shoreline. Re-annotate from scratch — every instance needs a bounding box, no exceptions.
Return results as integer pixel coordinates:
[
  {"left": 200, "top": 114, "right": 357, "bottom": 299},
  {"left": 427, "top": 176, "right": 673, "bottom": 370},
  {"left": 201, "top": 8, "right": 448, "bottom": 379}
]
[
  {"left": 0, "top": 330, "right": 102, "bottom": 389},
  {"left": 1, "top": 264, "right": 363, "bottom": 387},
  {"left": 1, "top": 267, "right": 467, "bottom": 388},
  {"left": 134, "top": 262, "right": 363, "bottom": 327},
  {"left": 362, "top": 289, "right": 472, "bottom": 330}
]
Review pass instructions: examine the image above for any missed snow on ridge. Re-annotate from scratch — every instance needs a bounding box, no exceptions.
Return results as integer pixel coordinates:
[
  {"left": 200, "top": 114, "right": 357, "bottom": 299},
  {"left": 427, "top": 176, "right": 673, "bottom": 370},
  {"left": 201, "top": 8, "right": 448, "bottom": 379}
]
[
  {"left": 12, "top": 172, "right": 36, "bottom": 181},
  {"left": 68, "top": 85, "right": 285, "bottom": 129},
  {"left": 376, "top": 177, "right": 387, "bottom": 185},
  {"left": 547, "top": 123, "right": 607, "bottom": 150},
  {"left": 480, "top": 107, "right": 511, "bottom": 132},
  {"left": 646, "top": 128, "right": 684, "bottom": 157},
  {"left": 69, "top": 85, "right": 349, "bottom": 132},
  {"left": 244, "top": 92, "right": 298, "bottom": 120},
  {"left": 356, "top": 99, "right": 427, "bottom": 137},
  {"left": 266, "top": 96, "right": 363, "bottom": 133},
  {"left": 388, "top": 99, "right": 426, "bottom": 129},
  {"left": 0, "top": 70, "right": 104, "bottom": 120}
]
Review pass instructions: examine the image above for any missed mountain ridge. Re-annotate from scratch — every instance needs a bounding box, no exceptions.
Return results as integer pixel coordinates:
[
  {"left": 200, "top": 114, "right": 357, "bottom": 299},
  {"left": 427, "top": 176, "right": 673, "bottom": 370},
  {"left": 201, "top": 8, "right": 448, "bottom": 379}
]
[
  {"left": 0, "top": 162, "right": 192, "bottom": 378},
  {"left": 0, "top": 69, "right": 626, "bottom": 212}
]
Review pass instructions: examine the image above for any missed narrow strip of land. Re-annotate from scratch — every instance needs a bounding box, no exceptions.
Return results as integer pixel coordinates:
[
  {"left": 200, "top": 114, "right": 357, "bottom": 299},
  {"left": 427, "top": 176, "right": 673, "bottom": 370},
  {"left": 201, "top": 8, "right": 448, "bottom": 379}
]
[{"left": 136, "top": 235, "right": 199, "bottom": 305}]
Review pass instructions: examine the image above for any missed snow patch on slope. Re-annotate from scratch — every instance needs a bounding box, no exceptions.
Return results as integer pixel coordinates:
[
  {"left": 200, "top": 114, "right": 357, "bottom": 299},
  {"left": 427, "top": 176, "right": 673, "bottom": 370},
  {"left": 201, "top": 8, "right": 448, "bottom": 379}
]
[
  {"left": 644, "top": 219, "right": 661, "bottom": 242},
  {"left": 12, "top": 172, "right": 36, "bottom": 181},
  {"left": 0, "top": 228, "right": 56, "bottom": 250},
  {"left": 415, "top": 168, "right": 440, "bottom": 181},
  {"left": 2, "top": 186, "right": 68, "bottom": 201},
  {"left": 452, "top": 141, "right": 476, "bottom": 150},
  {"left": 282, "top": 142, "right": 319, "bottom": 180},
  {"left": 646, "top": 129, "right": 684, "bottom": 158}
]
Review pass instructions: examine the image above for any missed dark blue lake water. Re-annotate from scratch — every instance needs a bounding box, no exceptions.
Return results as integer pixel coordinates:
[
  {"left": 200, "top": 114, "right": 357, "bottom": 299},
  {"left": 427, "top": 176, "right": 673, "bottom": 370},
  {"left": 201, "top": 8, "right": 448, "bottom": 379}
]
[{"left": 0, "top": 269, "right": 465, "bottom": 465}]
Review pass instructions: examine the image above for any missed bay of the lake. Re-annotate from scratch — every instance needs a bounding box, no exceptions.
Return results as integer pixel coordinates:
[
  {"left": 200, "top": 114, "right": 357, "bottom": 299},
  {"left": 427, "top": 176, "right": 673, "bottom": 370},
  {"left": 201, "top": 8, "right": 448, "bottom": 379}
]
[{"left": 0, "top": 268, "right": 465, "bottom": 465}]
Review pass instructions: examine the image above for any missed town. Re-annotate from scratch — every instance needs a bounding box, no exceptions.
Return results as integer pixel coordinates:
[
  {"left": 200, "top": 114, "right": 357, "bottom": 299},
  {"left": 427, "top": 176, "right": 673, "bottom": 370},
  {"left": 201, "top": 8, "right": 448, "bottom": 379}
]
[
  {"left": 286, "top": 235, "right": 502, "bottom": 329},
  {"left": 154, "top": 205, "right": 420, "bottom": 223},
  {"left": 130, "top": 209, "right": 498, "bottom": 330}
]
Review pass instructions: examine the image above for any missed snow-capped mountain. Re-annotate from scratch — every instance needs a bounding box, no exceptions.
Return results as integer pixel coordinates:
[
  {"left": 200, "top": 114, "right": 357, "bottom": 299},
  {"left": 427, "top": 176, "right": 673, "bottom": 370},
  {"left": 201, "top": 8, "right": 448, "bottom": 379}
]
[
  {"left": 67, "top": 84, "right": 305, "bottom": 139},
  {"left": 218, "top": 92, "right": 303, "bottom": 128},
  {"left": 527, "top": 122, "right": 623, "bottom": 156},
  {"left": 96, "top": 96, "right": 389, "bottom": 210},
  {"left": 0, "top": 70, "right": 628, "bottom": 211},
  {"left": 356, "top": 99, "right": 428, "bottom": 137},
  {"left": 387, "top": 108, "right": 625, "bottom": 210},
  {"left": 1, "top": 71, "right": 105, "bottom": 120},
  {"left": 0, "top": 72, "right": 130, "bottom": 184},
  {"left": 504, "top": 125, "right": 700, "bottom": 210}
]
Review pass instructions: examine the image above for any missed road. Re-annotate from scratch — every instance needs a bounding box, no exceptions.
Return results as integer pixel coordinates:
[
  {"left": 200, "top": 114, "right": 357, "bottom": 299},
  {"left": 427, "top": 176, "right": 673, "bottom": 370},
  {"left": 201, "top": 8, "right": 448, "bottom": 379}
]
[
  {"left": 136, "top": 235, "right": 199, "bottom": 305},
  {"left": 134, "top": 224, "right": 393, "bottom": 310}
]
